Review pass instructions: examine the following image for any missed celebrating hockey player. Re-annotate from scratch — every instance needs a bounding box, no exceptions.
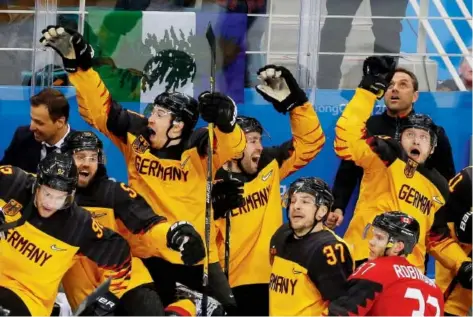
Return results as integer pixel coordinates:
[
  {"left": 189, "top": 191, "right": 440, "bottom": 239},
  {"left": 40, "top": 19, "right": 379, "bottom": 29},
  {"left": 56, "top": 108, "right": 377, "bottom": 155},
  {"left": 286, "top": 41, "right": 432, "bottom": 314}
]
[
  {"left": 333, "top": 55, "right": 470, "bottom": 275},
  {"left": 40, "top": 25, "right": 246, "bottom": 313},
  {"left": 61, "top": 131, "right": 205, "bottom": 315},
  {"left": 435, "top": 166, "right": 472, "bottom": 316},
  {"left": 0, "top": 153, "right": 132, "bottom": 316},
  {"left": 211, "top": 65, "right": 325, "bottom": 315},
  {"left": 269, "top": 177, "right": 354, "bottom": 316},
  {"left": 328, "top": 212, "right": 445, "bottom": 316}
]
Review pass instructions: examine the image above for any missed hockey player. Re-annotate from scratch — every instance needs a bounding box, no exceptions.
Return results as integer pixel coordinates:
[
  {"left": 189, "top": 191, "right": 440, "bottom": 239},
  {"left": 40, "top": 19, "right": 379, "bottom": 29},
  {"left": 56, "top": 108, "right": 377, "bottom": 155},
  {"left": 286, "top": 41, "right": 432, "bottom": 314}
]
[
  {"left": 328, "top": 212, "right": 445, "bottom": 316},
  {"left": 435, "top": 166, "right": 472, "bottom": 316},
  {"left": 61, "top": 131, "right": 205, "bottom": 315},
  {"left": 0, "top": 153, "right": 132, "bottom": 316},
  {"left": 41, "top": 25, "right": 245, "bottom": 312},
  {"left": 334, "top": 55, "right": 471, "bottom": 275},
  {"left": 211, "top": 65, "right": 325, "bottom": 315},
  {"left": 269, "top": 177, "right": 354, "bottom": 316}
]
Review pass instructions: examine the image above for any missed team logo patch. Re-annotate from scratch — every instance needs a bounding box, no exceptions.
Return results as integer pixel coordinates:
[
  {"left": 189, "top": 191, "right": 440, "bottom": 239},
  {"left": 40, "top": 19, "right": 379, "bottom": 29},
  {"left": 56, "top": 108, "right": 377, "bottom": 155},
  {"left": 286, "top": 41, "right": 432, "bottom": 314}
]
[
  {"left": 404, "top": 158, "right": 418, "bottom": 178},
  {"left": 2, "top": 199, "right": 23, "bottom": 216},
  {"left": 132, "top": 135, "right": 150, "bottom": 154},
  {"left": 269, "top": 245, "right": 277, "bottom": 265}
]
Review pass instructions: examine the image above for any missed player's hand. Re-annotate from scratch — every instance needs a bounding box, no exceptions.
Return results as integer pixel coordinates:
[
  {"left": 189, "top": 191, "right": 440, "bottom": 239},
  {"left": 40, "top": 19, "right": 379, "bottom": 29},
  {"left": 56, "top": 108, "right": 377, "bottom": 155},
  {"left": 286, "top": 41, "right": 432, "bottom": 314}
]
[
  {"left": 198, "top": 92, "right": 237, "bottom": 133},
  {"left": 167, "top": 221, "right": 205, "bottom": 265},
  {"left": 255, "top": 65, "right": 308, "bottom": 114},
  {"left": 39, "top": 25, "right": 94, "bottom": 73},
  {"left": 457, "top": 261, "right": 472, "bottom": 290},
  {"left": 212, "top": 178, "right": 245, "bottom": 220},
  {"left": 325, "top": 208, "right": 344, "bottom": 229},
  {"left": 455, "top": 209, "right": 472, "bottom": 244},
  {"left": 87, "top": 292, "right": 118, "bottom": 316},
  {"left": 358, "top": 56, "right": 397, "bottom": 100}
]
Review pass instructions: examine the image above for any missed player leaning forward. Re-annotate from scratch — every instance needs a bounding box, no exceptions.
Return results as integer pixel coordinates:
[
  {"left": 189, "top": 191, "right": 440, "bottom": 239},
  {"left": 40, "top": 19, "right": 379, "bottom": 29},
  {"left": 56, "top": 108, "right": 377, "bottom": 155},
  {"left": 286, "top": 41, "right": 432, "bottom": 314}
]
[
  {"left": 333, "top": 55, "right": 470, "bottom": 275},
  {"left": 0, "top": 154, "right": 132, "bottom": 316},
  {"left": 41, "top": 25, "right": 245, "bottom": 312}
]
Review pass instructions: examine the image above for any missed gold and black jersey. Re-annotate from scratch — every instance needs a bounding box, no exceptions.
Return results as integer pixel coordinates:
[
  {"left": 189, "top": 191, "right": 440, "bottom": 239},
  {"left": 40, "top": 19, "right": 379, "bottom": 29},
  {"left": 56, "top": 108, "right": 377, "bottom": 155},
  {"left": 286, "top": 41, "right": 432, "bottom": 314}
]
[
  {"left": 69, "top": 69, "right": 246, "bottom": 264},
  {"left": 215, "top": 102, "right": 325, "bottom": 288},
  {"left": 435, "top": 166, "right": 472, "bottom": 316},
  {"left": 0, "top": 166, "right": 131, "bottom": 316},
  {"left": 269, "top": 224, "right": 353, "bottom": 316},
  {"left": 62, "top": 173, "right": 175, "bottom": 310},
  {"left": 334, "top": 88, "right": 469, "bottom": 273}
]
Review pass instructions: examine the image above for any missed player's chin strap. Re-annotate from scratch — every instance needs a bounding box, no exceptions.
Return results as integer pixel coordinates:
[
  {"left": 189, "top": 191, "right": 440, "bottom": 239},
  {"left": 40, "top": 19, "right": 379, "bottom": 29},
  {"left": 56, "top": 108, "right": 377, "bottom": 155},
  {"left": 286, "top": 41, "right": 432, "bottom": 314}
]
[
  {"left": 289, "top": 204, "right": 327, "bottom": 239},
  {"left": 162, "top": 119, "right": 183, "bottom": 149}
]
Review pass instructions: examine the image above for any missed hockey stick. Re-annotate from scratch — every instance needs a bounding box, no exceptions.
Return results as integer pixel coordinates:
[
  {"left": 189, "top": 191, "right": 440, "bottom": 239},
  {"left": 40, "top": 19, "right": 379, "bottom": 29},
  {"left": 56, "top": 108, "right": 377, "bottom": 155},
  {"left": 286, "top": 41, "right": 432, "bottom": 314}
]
[
  {"left": 444, "top": 250, "right": 472, "bottom": 301},
  {"left": 202, "top": 21, "right": 216, "bottom": 317},
  {"left": 74, "top": 278, "right": 111, "bottom": 316}
]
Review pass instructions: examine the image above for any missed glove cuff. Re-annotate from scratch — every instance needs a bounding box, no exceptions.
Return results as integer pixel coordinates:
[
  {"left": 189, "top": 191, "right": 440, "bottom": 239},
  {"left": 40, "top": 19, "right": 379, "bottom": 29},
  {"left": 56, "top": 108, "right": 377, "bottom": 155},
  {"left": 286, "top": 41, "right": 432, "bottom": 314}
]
[{"left": 62, "top": 58, "right": 78, "bottom": 73}]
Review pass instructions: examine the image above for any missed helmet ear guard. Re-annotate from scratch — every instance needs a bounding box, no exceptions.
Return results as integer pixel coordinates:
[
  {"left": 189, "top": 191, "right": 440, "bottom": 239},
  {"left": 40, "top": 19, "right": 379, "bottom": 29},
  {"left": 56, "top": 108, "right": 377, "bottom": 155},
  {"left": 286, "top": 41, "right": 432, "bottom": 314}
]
[{"left": 366, "top": 211, "right": 420, "bottom": 256}]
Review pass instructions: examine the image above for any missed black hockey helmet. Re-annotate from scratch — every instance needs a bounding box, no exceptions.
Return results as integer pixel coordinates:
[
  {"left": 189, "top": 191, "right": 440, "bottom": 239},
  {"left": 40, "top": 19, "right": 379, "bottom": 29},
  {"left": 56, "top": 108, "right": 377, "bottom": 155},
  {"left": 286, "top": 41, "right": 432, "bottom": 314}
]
[
  {"left": 154, "top": 92, "right": 199, "bottom": 134},
  {"left": 285, "top": 177, "right": 334, "bottom": 238},
  {"left": 62, "top": 131, "right": 106, "bottom": 164},
  {"left": 285, "top": 177, "right": 334, "bottom": 209},
  {"left": 35, "top": 152, "right": 78, "bottom": 209},
  {"left": 455, "top": 209, "right": 472, "bottom": 244},
  {"left": 236, "top": 115, "right": 263, "bottom": 135},
  {"left": 399, "top": 113, "right": 438, "bottom": 148},
  {"left": 370, "top": 211, "right": 420, "bottom": 255}
]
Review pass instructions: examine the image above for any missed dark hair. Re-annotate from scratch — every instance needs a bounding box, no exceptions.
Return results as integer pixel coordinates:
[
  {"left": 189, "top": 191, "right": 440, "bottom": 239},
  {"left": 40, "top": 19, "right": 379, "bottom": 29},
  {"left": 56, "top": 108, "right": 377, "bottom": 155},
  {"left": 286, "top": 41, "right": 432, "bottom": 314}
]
[
  {"left": 394, "top": 67, "right": 419, "bottom": 92},
  {"left": 30, "top": 88, "right": 70, "bottom": 122}
]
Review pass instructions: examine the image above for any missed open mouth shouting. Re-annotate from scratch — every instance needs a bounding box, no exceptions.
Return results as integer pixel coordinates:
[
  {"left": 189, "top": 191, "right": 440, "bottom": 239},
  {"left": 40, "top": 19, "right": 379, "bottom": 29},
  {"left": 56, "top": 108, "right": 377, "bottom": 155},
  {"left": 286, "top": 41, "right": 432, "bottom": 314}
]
[{"left": 409, "top": 147, "right": 421, "bottom": 161}]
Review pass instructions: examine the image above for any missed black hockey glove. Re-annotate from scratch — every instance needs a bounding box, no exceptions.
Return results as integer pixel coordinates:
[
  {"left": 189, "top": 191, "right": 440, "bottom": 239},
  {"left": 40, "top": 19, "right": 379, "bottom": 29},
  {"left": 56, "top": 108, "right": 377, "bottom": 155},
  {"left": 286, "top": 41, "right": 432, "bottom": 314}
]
[
  {"left": 255, "top": 65, "right": 308, "bottom": 114},
  {"left": 39, "top": 25, "right": 94, "bottom": 73},
  {"left": 198, "top": 92, "right": 237, "bottom": 133},
  {"left": 358, "top": 55, "right": 397, "bottom": 100},
  {"left": 87, "top": 292, "right": 119, "bottom": 316},
  {"left": 167, "top": 221, "right": 205, "bottom": 265},
  {"left": 212, "top": 178, "right": 245, "bottom": 220},
  {"left": 457, "top": 261, "right": 472, "bottom": 290}
]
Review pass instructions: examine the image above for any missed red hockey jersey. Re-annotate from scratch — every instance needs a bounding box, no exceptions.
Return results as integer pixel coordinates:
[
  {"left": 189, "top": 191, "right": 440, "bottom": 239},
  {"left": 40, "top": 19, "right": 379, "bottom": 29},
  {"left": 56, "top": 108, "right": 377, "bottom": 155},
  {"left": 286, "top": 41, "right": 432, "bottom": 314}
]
[{"left": 328, "top": 256, "right": 444, "bottom": 316}]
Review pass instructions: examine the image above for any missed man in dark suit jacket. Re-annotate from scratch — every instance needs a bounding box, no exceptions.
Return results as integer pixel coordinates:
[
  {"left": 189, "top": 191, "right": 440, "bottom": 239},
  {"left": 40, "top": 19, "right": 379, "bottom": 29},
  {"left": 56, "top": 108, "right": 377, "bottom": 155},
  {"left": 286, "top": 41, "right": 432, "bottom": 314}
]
[
  {"left": 327, "top": 67, "right": 456, "bottom": 228},
  {"left": 1, "top": 88, "right": 72, "bottom": 173}
]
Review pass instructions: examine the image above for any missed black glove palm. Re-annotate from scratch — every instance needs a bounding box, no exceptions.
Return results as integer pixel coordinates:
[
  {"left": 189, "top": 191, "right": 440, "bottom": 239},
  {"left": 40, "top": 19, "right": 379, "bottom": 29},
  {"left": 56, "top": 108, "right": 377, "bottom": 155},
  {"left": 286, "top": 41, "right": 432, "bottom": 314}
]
[
  {"left": 255, "top": 65, "right": 308, "bottom": 114},
  {"left": 358, "top": 56, "right": 397, "bottom": 100},
  {"left": 167, "top": 221, "right": 205, "bottom": 265},
  {"left": 39, "top": 25, "right": 94, "bottom": 73},
  {"left": 457, "top": 261, "right": 472, "bottom": 290},
  {"left": 212, "top": 178, "right": 245, "bottom": 220},
  {"left": 198, "top": 92, "right": 237, "bottom": 133}
]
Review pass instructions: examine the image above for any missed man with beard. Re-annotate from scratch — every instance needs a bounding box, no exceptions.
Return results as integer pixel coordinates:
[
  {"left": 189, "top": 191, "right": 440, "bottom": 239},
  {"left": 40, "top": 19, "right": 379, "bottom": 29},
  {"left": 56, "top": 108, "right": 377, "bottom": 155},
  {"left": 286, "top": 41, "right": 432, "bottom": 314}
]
[
  {"left": 61, "top": 131, "right": 205, "bottom": 316},
  {"left": 211, "top": 65, "right": 325, "bottom": 315},
  {"left": 333, "top": 55, "right": 470, "bottom": 279},
  {"left": 328, "top": 67, "right": 455, "bottom": 230},
  {"left": 41, "top": 25, "right": 245, "bottom": 313}
]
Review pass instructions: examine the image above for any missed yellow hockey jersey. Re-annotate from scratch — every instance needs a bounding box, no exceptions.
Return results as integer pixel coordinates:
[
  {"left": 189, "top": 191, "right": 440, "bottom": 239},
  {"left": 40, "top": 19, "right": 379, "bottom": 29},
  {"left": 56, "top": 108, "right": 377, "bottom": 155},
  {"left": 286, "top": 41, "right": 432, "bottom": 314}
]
[
  {"left": 215, "top": 102, "right": 325, "bottom": 287},
  {"left": 334, "top": 88, "right": 469, "bottom": 273},
  {"left": 269, "top": 224, "right": 353, "bottom": 316},
  {"left": 69, "top": 69, "right": 246, "bottom": 264},
  {"left": 0, "top": 166, "right": 131, "bottom": 316},
  {"left": 435, "top": 167, "right": 472, "bottom": 316},
  {"left": 62, "top": 170, "right": 175, "bottom": 310}
]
